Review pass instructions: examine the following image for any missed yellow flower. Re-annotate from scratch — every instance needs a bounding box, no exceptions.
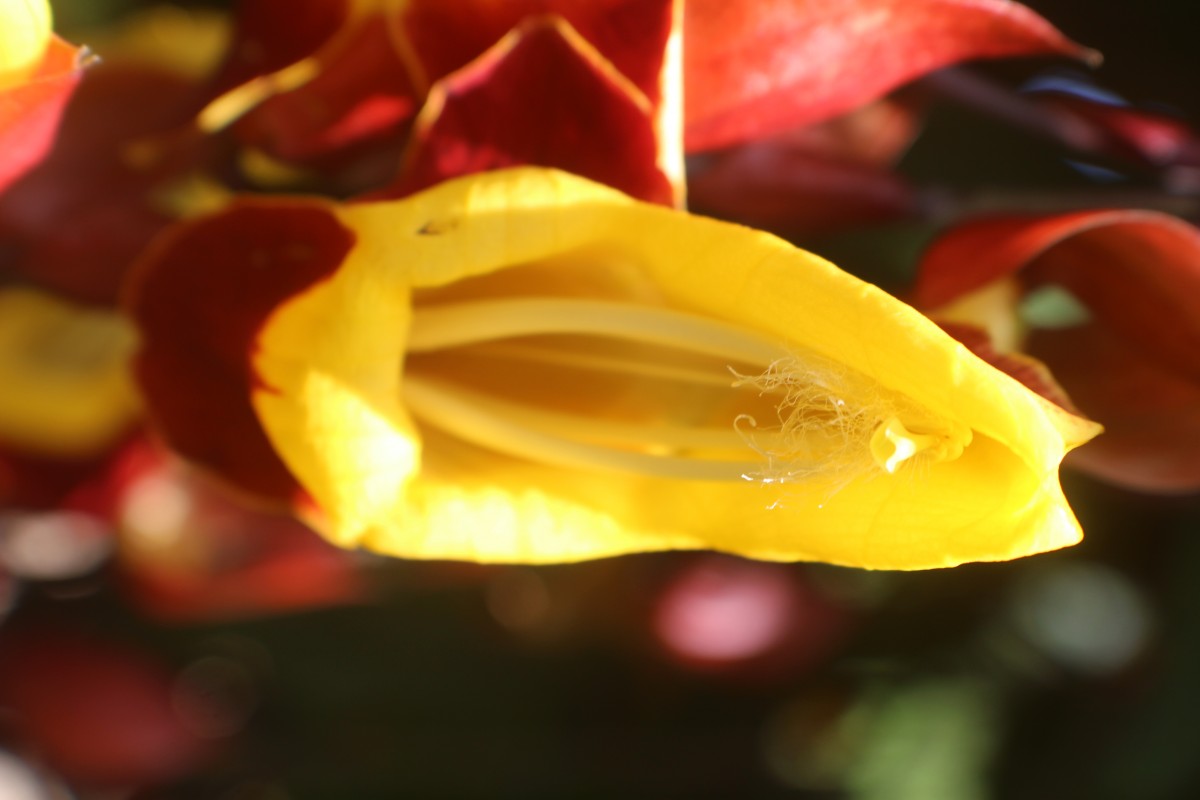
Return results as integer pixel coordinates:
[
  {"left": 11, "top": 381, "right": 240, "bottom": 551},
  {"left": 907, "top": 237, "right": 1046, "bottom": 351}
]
[
  {"left": 0, "top": 288, "right": 139, "bottom": 456},
  {"left": 132, "top": 168, "right": 1099, "bottom": 569},
  {"left": 0, "top": 0, "right": 52, "bottom": 91}
]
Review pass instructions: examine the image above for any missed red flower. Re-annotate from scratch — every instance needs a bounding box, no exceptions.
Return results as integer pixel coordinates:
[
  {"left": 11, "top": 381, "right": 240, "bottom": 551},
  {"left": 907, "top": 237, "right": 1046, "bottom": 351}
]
[{"left": 914, "top": 210, "right": 1200, "bottom": 492}]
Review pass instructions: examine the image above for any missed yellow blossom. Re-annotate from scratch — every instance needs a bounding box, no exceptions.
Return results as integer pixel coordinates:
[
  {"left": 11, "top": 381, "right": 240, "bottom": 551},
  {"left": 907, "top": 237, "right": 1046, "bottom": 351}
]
[
  {"left": 135, "top": 168, "right": 1100, "bottom": 569},
  {"left": 0, "top": 288, "right": 139, "bottom": 455}
]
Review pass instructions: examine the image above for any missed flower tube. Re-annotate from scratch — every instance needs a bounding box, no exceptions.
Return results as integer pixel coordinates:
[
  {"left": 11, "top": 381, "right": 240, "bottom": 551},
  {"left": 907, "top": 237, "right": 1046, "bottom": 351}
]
[{"left": 129, "top": 168, "right": 1099, "bottom": 569}]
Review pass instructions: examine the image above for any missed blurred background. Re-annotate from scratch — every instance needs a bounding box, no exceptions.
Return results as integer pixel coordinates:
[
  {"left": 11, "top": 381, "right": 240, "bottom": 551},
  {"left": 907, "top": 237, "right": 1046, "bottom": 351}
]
[{"left": 0, "top": 0, "right": 1198, "bottom": 797}]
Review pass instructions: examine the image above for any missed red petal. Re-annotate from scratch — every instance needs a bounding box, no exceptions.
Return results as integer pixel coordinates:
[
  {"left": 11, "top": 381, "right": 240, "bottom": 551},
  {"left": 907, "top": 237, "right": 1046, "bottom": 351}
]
[
  {"left": 401, "top": 0, "right": 674, "bottom": 104},
  {"left": 687, "top": 99, "right": 922, "bottom": 234},
  {"left": 778, "top": 97, "right": 925, "bottom": 168},
  {"left": 936, "top": 321, "right": 1079, "bottom": 414},
  {"left": 684, "top": 0, "right": 1095, "bottom": 152},
  {"left": 687, "top": 139, "right": 916, "bottom": 235},
  {"left": 0, "top": 37, "right": 85, "bottom": 193},
  {"left": 206, "top": 0, "right": 352, "bottom": 95},
  {"left": 127, "top": 201, "right": 354, "bottom": 501},
  {"left": 0, "top": 441, "right": 118, "bottom": 509},
  {"left": 915, "top": 210, "right": 1200, "bottom": 491},
  {"left": 0, "top": 631, "right": 209, "bottom": 785},
  {"left": 376, "top": 17, "right": 674, "bottom": 205},
  {"left": 0, "top": 63, "right": 214, "bottom": 304},
  {"left": 1037, "top": 325, "right": 1200, "bottom": 493},
  {"left": 234, "top": 13, "right": 418, "bottom": 168}
]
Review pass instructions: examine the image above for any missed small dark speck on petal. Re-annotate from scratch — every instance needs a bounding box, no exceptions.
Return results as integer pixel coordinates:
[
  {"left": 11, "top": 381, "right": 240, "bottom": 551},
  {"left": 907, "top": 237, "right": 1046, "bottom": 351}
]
[{"left": 417, "top": 218, "right": 458, "bottom": 236}]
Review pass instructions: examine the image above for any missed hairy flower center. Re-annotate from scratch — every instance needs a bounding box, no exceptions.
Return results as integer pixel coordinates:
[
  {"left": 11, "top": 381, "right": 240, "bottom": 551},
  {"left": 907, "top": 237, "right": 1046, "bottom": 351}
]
[{"left": 403, "top": 298, "right": 970, "bottom": 483}]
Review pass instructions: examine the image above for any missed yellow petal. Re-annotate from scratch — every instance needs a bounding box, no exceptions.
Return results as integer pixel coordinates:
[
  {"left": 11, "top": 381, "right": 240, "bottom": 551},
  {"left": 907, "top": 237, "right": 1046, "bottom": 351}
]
[
  {"left": 252, "top": 168, "right": 1100, "bottom": 569},
  {"left": 0, "top": 288, "right": 140, "bottom": 455},
  {"left": 0, "top": 0, "right": 52, "bottom": 91}
]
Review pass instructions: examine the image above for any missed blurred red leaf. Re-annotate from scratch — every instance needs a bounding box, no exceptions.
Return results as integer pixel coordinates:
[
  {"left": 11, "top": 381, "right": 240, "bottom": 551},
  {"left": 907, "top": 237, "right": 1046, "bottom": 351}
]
[
  {"left": 777, "top": 97, "right": 925, "bottom": 168},
  {"left": 651, "top": 555, "right": 850, "bottom": 679},
  {"left": 0, "top": 631, "right": 209, "bottom": 786},
  {"left": 683, "top": 0, "right": 1095, "bottom": 152},
  {"left": 233, "top": 12, "right": 418, "bottom": 168},
  {"left": 687, "top": 142, "right": 916, "bottom": 235},
  {"left": 1039, "top": 94, "right": 1200, "bottom": 166},
  {"left": 0, "top": 439, "right": 129, "bottom": 511},
  {"left": 1028, "top": 90, "right": 1200, "bottom": 190},
  {"left": 0, "top": 63, "right": 219, "bottom": 304},
  {"left": 206, "top": 0, "right": 351, "bottom": 96},
  {"left": 687, "top": 99, "right": 923, "bottom": 235},
  {"left": 0, "top": 37, "right": 85, "bottom": 193},
  {"left": 377, "top": 17, "right": 674, "bottom": 205},
  {"left": 914, "top": 210, "right": 1200, "bottom": 492},
  {"left": 116, "top": 448, "right": 363, "bottom": 622}
]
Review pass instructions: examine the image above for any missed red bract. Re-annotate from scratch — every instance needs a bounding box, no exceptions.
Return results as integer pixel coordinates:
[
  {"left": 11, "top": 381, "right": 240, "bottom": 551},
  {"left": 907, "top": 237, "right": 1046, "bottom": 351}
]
[
  {"left": 376, "top": 16, "right": 675, "bottom": 205},
  {"left": 0, "top": 441, "right": 124, "bottom": 510},
  {"left": 232, "top": 11, "right": 418, "bottom": 170},
  {"left": 205, "top": 0, "right": 350, "bottom": 96},
  {"left": 222, "top": 0, "right": 678, "bottom": 200},
  {"left": 0, "top": 62, "right": 223, "bottom": 304},
  {"left": 683, "top": 0, "right": 1096, "bottom": 152},
  {"left": 687, "top": 98, "right": 924, "bottom": 235},
  {"left": 0, "top": 36, "right": 86, "bottom": 193},
  {"left": 914, "top": 210, "right": 1200, "bottom": 493}
]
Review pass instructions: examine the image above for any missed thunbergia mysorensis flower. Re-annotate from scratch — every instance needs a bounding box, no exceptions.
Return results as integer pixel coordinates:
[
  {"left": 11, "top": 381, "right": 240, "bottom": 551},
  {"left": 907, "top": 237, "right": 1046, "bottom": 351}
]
[{"left": 130, "top": 168, "right": 1100, "bottom": 570}]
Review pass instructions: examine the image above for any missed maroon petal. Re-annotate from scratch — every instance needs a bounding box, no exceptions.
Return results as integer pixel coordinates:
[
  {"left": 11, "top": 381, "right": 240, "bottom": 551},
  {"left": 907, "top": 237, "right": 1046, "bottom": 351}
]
[
  {"left": 233, "top": 13, "right": 418, "bottom": 169},
  {"left": 205, "top": 0, "right": 352, "bottom": 96},
  {"left": 375, "top": 17, "right": 674, "bottom": 205},
  {"left": 127, "top": 200, "right": 354, "bottom": 502},
  {"left": 915, "top": 210, "right": 1200, "bottom": 491},
  {"left": 1037, "top": 325, "right": 1200, "bottom": 493}
]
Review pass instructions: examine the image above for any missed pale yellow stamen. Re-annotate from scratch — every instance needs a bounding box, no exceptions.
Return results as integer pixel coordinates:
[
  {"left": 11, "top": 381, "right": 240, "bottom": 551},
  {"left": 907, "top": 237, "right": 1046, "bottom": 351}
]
[
  {"left": 466, "top": 340, "right": 738, "bottom": 389},
  {"left": 404, "top": 375, "right": 765, "bottom": 482},
  {"left": 407, "top": 298, "right": 785, "bottom": 365},
  {"left": 404, "top": 298, "right": 971, "bottom": 484}
]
